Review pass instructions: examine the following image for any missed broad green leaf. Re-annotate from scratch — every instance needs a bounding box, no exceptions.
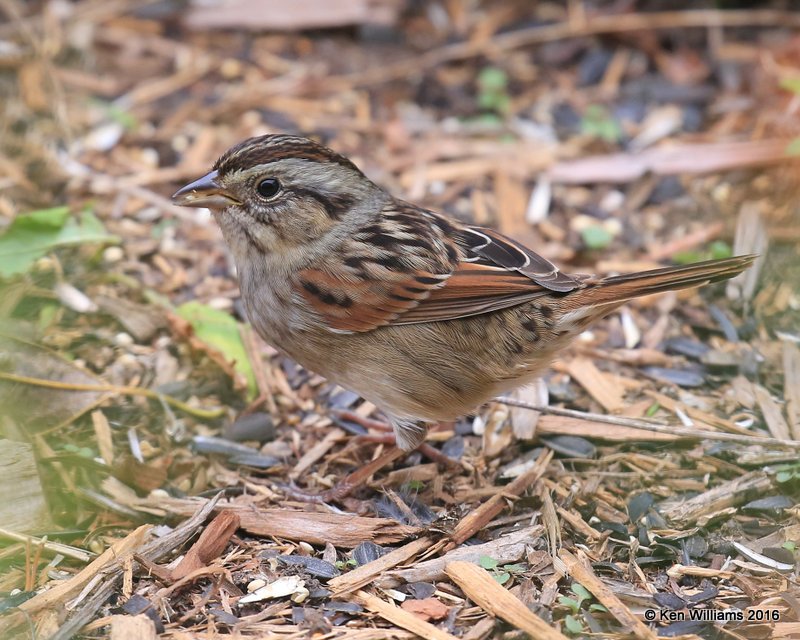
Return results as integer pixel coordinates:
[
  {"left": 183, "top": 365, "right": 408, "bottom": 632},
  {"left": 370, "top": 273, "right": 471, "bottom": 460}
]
[
  {"left": 558, "top": 596, "right": 580, "bottom": 613},
  {"left": 0, "top": 207, "right": 118, "bottom": 277},
  {"left": 581, "top": 225, "right": 613, "bottom": 250},
  {"left": 709, "top": 240, "right": 732, "bottom": 260},
  {"left": 478, "top": 555, "right": 499, "bottom": 570},
  {"left": 564, "top": 614, "right": 584, "bottom": 634},
  {"left": 570, "top": 583, "right": 592, "bottom": 602},
  {"left": 588, "top": 603, "right": 608, "bottom": 613},
  {"left": 672, "top": 250, "right": 703, "bottom": 265},
  {"left": 176, "top": 301, "right": 256, "bottom": 397},
  {"left": 492, "top": 571, "right": 511, "bottom": 585},
  {"left": 477, "top": 67, "right": 508, "bottom": 93}
]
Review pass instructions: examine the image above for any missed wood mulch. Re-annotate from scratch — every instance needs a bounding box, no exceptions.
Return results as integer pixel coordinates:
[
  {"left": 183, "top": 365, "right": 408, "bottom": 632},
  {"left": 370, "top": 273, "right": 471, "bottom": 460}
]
[{"left": 1, "top": 1, "right": 799, "bottom": 638}]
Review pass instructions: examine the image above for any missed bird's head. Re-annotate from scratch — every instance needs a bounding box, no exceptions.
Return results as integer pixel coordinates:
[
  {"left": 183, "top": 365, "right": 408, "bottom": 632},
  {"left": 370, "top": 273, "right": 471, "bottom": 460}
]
[{"left": 173, "top": 134, "right": 384, "bottom": 258}]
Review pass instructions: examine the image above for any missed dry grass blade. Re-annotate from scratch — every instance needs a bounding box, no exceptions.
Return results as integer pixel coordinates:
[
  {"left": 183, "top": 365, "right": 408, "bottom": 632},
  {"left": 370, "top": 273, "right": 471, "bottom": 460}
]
[
  {"left": 558, "top": 549, "right": 658, "bottom": 640},
  {"left": 445, "top": 561, "right": 569, "bottom": 640}
]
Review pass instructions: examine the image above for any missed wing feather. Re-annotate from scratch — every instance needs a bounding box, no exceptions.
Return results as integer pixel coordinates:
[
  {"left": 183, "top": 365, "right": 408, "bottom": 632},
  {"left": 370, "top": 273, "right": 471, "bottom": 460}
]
[{"left": 292, "top": 206, "right": 586, "bottom": 332}]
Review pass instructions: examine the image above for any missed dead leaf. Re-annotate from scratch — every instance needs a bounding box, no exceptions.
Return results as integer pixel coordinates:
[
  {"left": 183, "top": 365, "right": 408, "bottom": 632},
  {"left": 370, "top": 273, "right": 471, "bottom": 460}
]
[{"left": 400, "top": 597, "right": 450, "bottom": 621}]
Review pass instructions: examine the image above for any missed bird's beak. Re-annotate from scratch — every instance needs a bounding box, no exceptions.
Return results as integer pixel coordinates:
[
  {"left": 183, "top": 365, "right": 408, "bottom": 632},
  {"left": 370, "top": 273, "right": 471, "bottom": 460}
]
[{"left": 172, "top": 170, "right": 241, "bottom": 208}]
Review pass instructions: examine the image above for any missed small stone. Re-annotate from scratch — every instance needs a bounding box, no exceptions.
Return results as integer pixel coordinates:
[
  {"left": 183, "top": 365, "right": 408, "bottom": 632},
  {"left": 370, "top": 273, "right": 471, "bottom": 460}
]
[{"left": 103, "top": 246, "right": 124, "bottom": 263}]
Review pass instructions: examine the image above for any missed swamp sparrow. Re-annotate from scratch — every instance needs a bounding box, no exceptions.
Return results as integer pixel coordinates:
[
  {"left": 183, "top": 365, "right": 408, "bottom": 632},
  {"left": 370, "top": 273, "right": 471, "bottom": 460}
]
[{"left": 174, "top": 135, "right": 753, "bottom": 450}]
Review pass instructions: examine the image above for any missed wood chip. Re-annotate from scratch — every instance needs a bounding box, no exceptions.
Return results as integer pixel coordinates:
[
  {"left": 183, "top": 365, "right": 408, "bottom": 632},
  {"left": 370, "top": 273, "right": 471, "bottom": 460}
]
[
  {"left": 446, "top": 449, "right": 552, "bottom": 549},
  {"left": 170, "top": 509, "right": 240, "bottom": 580},
  {"left": 754, "top": 384, "right": 791, "bottom": 441},
  {"left": 356, "top": 590, "right": 460, "bottom": 640},
  {"left": 390, "top": 526, "right": 542, "bottom": 584},
  {"left": 549, "top": 139, "right": 792, "bottom": 183},
  {"left": 558, "top": 549, "right": 657, "bottom": 640},
  {"left": 784, "top": 342, "right": 800, "bottom": 440},
  {"left": 139, "top": 496, "right": 419, "bottom": 548},
  {"left": 110, "top": 614, "right": 157, "bottom": 640},
  {"left": 660, "top": 471, "right": 773, "bottom": 525},
  {"left": 567, "top": 357, "right": 625, "bottom": 413},
  {"left": 329, "top": 537, "right": 432, "bottom": 595},
  {"left": 445, "top": 561, "right": 569, "bottom": 640},
  {"left": 0, "top": 439, "right": 52, "bottom": 533}
]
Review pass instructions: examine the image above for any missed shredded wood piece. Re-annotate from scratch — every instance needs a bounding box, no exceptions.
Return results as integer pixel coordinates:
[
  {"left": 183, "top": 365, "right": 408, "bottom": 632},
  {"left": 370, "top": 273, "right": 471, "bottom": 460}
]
[
  {"left": 566, "top": 357, "right": 625, "bottom": 413},
  {"left": 356, "top": 590, "right": 460, "bottom": 640},
  {"left": 660, "top": 471, "right": 773, "bottom": 525},
  {"left": 329, "top": 537, "right": 433, "bottom": 595},
  {"left": 446, "top": 449, "right": 553, "bottom": 550},
  {"left": 109, "top": 614, "right": 157, "bottom": 640},
  {"left": 445, "top": 561, "right": 569, "bottom": 640},
  {"left": 558, "top": 549, "right": 658, "bottom": 640}
]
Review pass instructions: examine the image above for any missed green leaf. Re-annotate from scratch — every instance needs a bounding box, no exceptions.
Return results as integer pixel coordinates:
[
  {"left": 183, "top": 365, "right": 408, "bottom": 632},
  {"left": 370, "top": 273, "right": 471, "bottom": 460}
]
[
  {"left": 0, "top": 207, "right": 118, "bottom": 277},
  {"left": 672, "top": 250, "right": 703, "bottom": 265},
  {"left": 404, "top": 479, "right": 425, "bottom": 491},
  {"left": 581, "top": 225, "right": 613, "bottom": 250},
  {"left": 645, "top": 402, "right": 660, "bottom": 417},
  {"left": 176, "top": 301, "right": 256, "bottom": 397},
  {"left": 570, "top": 583, "right": 592, "bottom": 602},
  {"left": 558, "top": 596, "right": 580, "bottom": 613},
  {"left": 786, "top": 138, "right": 800, "bottom": 157},
  {"left": 492, "top": 571, "right": 511, "bottom": 585},
  {"left": 588, "top": 603, "right": 608, "bottom": 613},
  {"left": 709, "top": 240, "right": 732, "bottom": 260},
  {"left": 581, "top": 105, "right": 622, "bottom": 143},
  {"left": 780, "top": 77, "right": 800, "bottom": 95},
  {"left": 776, "top": 470, "right": 794, "bottom": 483},
  {"left": 564, "top": 614, "right": 584, "bottom": 634},
  {"left": 781, "top": 541, "right": 796, "bottom": 552},
  {"left": 477, "top": 67, "right": 510, "bottom": 114},
  {"left": 478, "top": 555, "right": 499, "bottom": 570},
  {"left": 477, "top": 67, "right": 508, "bottom": 93}
]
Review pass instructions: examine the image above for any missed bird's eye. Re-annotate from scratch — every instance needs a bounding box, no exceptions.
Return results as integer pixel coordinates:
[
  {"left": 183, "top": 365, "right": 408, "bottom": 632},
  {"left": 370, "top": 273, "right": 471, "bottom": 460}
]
[{"left": 256, "top": 178, "right": 281, "bottom": 199}]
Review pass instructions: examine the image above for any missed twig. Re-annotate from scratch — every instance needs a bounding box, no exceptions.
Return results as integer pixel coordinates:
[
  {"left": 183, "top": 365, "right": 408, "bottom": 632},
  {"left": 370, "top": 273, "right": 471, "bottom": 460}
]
[
  {"left": 0, "top": 527, "right": 94, "bottom": 563},
  {"left": 496, "top": 397, "right": 800, "bottom": 449},
  {"left": 0, "top": 371, "right": 225, "bottom": 420}
]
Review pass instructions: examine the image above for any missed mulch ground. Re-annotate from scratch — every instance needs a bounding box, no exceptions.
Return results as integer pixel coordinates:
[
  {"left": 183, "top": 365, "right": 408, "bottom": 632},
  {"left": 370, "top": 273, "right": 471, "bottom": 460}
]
[{"left": 1, "top": 1, "right": 800, "bottom": 639}]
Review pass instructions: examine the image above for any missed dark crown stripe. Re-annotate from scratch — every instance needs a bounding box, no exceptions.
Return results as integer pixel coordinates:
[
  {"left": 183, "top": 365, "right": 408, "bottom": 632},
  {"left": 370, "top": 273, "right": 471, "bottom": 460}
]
[{"left": 213, "top": 134, "right": 364, "bottom": 177}]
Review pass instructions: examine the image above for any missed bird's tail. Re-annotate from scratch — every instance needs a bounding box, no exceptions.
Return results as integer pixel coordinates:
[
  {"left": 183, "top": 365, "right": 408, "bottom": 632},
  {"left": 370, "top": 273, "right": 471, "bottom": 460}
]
[{"left": 557, "top": 255, "right": 756, "bottom": 327}]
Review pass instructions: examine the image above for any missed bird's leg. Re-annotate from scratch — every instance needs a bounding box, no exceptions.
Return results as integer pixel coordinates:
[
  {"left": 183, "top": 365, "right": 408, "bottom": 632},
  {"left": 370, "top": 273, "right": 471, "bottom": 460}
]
[
  {"left": 281, "top": 446, "right": 407, "bottom": 505},
  {"left": 332, "top": 410, "right": 458, "bottom": 467},
  {"left": 280, "top": 413, "right": 458, "bottom": 505}
]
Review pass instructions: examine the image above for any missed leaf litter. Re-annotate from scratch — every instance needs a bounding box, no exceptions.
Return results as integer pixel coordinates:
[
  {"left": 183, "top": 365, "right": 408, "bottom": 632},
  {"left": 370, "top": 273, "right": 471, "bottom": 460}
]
[{"left": 0, "top": 1, "right": 799, "bottom": 639}]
